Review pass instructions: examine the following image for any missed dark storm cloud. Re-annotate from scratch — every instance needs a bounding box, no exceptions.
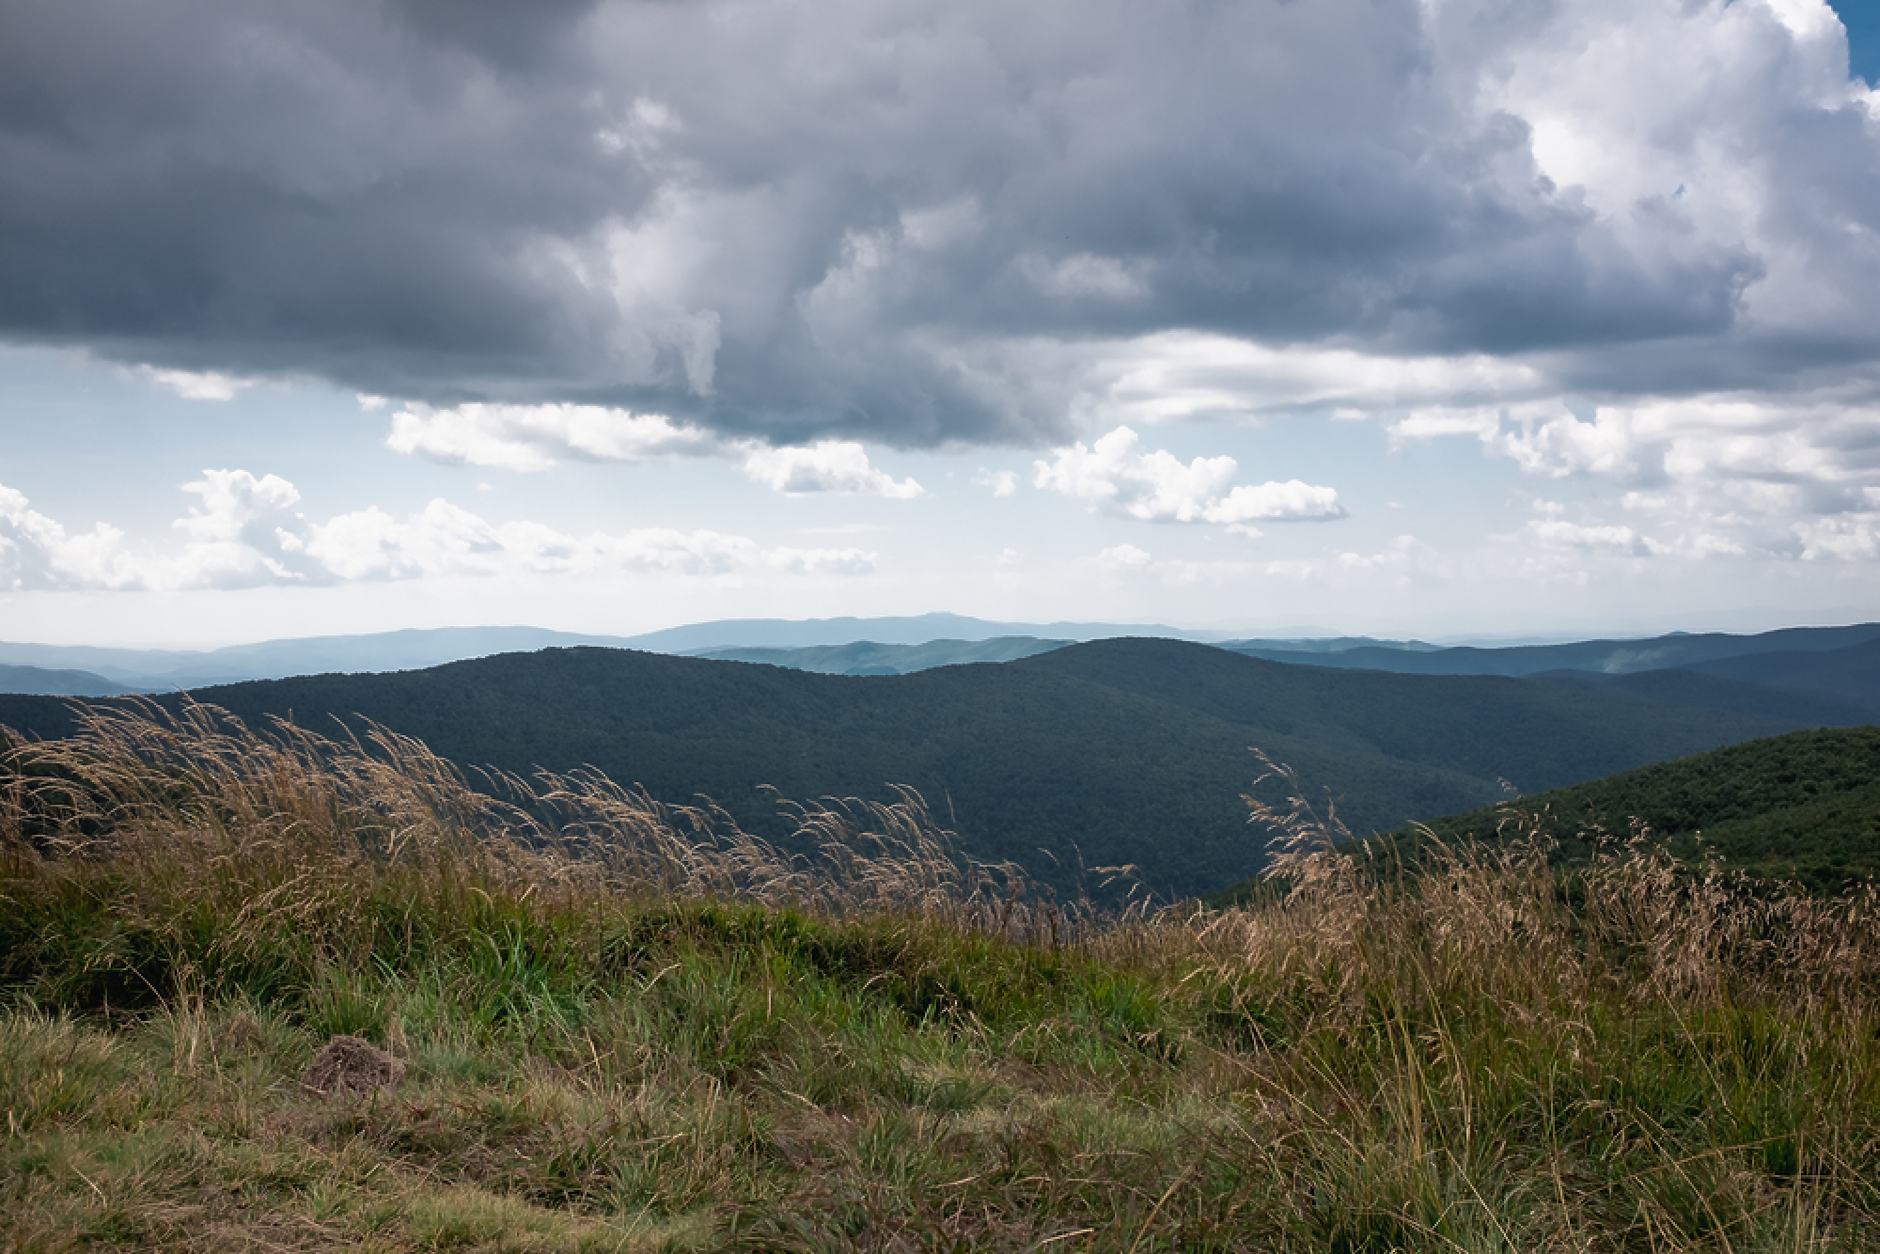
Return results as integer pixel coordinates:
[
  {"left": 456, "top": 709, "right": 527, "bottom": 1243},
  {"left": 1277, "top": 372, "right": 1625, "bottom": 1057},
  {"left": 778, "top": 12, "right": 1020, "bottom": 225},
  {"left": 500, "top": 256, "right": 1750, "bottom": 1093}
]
[{"left": 1, "top": 0, "right": 1875, "bottom": 445}]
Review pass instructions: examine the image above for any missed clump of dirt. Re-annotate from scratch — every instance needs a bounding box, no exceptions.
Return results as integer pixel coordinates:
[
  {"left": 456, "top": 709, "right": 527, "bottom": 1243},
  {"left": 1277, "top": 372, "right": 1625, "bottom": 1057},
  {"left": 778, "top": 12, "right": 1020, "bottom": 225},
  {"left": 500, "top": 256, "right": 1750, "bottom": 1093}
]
[{"left": 300, "top": 1034, "right": 406, "bottom": 1095}]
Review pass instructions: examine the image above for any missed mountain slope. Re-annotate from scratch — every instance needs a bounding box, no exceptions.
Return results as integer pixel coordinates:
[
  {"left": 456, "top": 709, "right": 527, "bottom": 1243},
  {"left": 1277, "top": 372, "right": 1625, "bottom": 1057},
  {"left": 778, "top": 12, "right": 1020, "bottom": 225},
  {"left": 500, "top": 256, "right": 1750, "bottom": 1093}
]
[
  {"left": 1526, "top": 666, "right": 1880, "bottom": 727},
  {"left": 0, "top": 626, "right": 640, "bottom": 688},
  {"left": 689, "top": 636, "right": 1071, "bottom": 675},
  {"left": 1206, "top": 727, "right": 1880, "bottom": 904},
  {"left": 0, "top": 641, "right": 1820, "bottom": 899},
  {"left": 1221, "top": 622, "right": 1880, "bottom": 678},
  {"left": 617, "top": 612, "right": 1219, "bottom": 652},
  {"left": 1682, "top": 637, "right": 1880, "bottom": 701},
  {"left": 0, "top": 664, "right": 143, "bottom": 697},
  {"left": 1010, "top": 638, "right": 1796, "bottom": 793},
  {"left": 1385, "top": 727, "right": 1880, "bottom": 893}
]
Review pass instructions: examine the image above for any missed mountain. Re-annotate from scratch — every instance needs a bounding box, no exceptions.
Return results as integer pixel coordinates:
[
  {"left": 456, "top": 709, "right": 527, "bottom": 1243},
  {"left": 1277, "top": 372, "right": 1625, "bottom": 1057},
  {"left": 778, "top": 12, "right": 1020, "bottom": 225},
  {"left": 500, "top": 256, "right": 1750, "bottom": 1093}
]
[
  {"left": 1526, "top": 666, "right": 1880, "bottom": 728},
  {"left": 1220, "top": 621, "right": 1880, "bottom": 678},
  {"left": 0, "top": 617, "right": 1230, "bottom": 689},
  {"left": 0, "top": 639, "right": 1826, "bottom": 901},
  {"left": 1680, "top": 637, "right": 1880, "bottom": 701},
  {"left": 618, "top": 612, "right": 1230, "bottom": 652},
  {"left": 1219, "top": 635, "right": 1443, "bottom": 655},
  {"left": 1382, "top": 727, "right": 1880, "bottom": 894},
  {"left": 688, "top": 636, "right": 1071, "bottom": 675},
  {"left": 0, "top": 664, "right": 144, "bottom": 697},
  {"left": 0, "top": 626, "right": 640, "bottom": 689}
]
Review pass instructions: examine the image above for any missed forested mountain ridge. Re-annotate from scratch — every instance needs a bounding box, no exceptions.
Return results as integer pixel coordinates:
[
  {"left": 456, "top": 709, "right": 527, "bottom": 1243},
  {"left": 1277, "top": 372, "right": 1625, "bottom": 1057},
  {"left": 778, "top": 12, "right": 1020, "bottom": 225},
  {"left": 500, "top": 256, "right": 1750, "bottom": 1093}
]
[
  {"left": 0, "top": 639, "right": 1843, "bottom": 900},
  {"left": 0, "top": 664, "right": 144, "bottom": 698},
  {"left": 1222, "top": 621, "right": 1880, "bottom": 679},
  {"left": 687, "top": 636, "right": 1070, "bottom": 675}
]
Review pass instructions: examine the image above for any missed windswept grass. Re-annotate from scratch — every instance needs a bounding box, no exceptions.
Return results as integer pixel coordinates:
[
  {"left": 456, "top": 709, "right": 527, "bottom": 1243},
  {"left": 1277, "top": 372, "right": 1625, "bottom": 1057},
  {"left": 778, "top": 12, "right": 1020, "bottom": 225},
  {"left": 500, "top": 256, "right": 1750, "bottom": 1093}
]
[{"left": 2, "top": 705, "right": 1877, "bottom": 1250}]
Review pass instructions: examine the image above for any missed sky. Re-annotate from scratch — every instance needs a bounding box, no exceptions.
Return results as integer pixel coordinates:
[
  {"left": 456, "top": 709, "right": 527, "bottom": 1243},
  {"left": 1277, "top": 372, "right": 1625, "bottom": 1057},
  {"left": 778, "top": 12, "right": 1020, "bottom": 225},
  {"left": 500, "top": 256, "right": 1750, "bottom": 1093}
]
[{"left": 2, "top": 0, "right": 1880, "bottom": 648}]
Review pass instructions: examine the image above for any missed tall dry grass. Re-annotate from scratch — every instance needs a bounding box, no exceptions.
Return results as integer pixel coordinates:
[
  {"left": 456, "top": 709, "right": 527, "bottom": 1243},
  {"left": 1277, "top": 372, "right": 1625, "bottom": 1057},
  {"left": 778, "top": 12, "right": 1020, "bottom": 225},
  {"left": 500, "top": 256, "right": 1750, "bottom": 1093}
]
[
  {"left": 4, "top": 704, "right": 1878, "bottom": 1250},
  {"left": 0, "top": 698, "right": 1116, "bottom": 955},
  {"left": 1186, "top": 753, "right": 1880, "bottom": 1016}
]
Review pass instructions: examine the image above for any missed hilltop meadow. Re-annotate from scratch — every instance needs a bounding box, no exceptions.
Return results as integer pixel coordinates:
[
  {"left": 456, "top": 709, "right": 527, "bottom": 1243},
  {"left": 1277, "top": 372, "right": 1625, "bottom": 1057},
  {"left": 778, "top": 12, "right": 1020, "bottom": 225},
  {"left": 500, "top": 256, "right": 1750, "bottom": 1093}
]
[{"left": 3, "top": 702, "right": 1878, "bottom": 1251}]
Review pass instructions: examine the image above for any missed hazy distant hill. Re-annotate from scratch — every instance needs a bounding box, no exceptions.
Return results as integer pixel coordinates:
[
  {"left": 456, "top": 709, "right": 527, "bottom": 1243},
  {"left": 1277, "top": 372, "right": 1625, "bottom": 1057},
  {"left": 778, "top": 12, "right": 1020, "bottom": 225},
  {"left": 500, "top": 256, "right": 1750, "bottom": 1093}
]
[
  {"left": 1680, "top": 637, "right": 1880, "bottom": 701},
  {"left": 9, "top": 616, "right": 1877, "bottom": 692},
  {"left": 689, "top": 637, "right": 1071, "bottom": 675},
  {"left": 0, "top": 626, "right": 639, "bottom": 689},
  {"left": 0, "top": 640, "right": 1824, "bottom": 900},
  {"left": 0, "top": 664, "right": 142, "bottom": 697},
  {"left": 0, "top": 617, "right": 1212, "bottom": 688},
  {"left": 619, "top": 612, "right": 1227, "bottom": 652},
  {"left": 1222, "top": 622, "right": 1880, "bottom": 678},
  {"left": 1527, "top": 666, "right": 1880, "bottom": 727}
]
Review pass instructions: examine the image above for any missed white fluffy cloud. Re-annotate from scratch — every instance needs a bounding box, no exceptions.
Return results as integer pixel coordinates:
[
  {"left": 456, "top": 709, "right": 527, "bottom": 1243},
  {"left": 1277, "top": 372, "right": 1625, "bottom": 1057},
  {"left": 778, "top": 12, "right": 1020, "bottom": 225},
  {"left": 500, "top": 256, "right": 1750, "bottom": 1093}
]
[
  {"left": 1392, "top": 390, "right": 1880, "bottom": 558},
  {"left": 383, "top": 402, "right": 926, "bottom": 500},
  {"left": 170, "top": 469, "right": 322, "bottom": 587},
  {"left": 386, "top": 402, "right": 722, "bottom": 472},
  {"left": 135, "top": 365, "right": 255, "bottom": 402},
  {"left": 1, "top": 469, "right": 320, "bottom": 591},
  {"left": 739, "top": 441, "right": 925, "bottom": 499},
  {"left": 0, "top": 485, "right": 137, "bottom": 591},
  {"left": 1034, "top": 426, "right": 1344, "bottom": 525},
  {"left": 0, "top": 474, "right": 880, "bottom": 591},
  {"left": 1097, "top": 543, "right": 1154, "bottom": 570},
  {"left": 973, "top": 468, "right": 1019, "bottom": 497},
  {"left": 766, "top": 547, "right": 878, "bottom": 575},
  {"left": 1529, "top": 518, "right": 1659, "bottom": 558}
]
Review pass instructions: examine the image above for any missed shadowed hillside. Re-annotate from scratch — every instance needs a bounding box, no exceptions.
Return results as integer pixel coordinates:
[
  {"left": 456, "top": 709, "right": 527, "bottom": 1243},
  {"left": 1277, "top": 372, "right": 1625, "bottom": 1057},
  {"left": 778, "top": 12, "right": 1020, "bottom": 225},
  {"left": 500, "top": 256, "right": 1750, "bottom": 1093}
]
[
  {"left": 0, "top": 640, "right": 1824, "bottom": 900},
  {"left": 1208, "top": 727, "right": 1880, "bottom": 905}
]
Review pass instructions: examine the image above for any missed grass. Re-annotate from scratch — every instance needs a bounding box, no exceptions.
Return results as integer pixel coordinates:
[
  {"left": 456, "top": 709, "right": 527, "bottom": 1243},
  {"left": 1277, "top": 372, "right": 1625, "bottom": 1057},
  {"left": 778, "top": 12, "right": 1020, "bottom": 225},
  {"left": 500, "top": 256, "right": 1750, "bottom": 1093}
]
[{"left": 1, "top": 704, "right": 1878, "bottom": 1250}]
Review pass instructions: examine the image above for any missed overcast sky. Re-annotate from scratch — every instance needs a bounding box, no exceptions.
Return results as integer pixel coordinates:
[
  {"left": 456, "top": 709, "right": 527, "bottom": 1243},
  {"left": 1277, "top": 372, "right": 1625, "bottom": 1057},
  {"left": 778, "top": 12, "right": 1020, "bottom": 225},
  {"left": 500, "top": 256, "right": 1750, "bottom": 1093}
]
[{"left": 2, "top": 0, "right": 1878, "bottom": 647}]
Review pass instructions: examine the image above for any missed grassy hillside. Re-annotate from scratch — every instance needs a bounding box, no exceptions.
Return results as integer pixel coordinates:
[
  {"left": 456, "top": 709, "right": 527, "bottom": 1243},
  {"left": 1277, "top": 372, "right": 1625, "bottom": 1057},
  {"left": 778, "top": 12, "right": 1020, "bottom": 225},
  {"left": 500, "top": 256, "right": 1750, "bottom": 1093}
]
[
  {"left": 1382, "top": 726, "right": 1880, "bottom": 893},
  {"left": 3, "top": 708, "right": 1878, "bottom": 1250},
  {"left": 1212, "top": 727, "right": 1880, "bottom": 906},
  {"left": 0, "top": 640, "right": 1810, "bottom": 900}
]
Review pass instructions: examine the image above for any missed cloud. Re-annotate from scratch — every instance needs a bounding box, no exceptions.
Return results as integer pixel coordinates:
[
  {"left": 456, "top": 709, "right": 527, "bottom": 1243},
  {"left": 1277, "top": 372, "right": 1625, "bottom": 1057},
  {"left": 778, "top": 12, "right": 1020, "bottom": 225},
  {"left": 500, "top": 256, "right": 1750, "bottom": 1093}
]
[
  {"left": 1337, "top": 535, "right": 1425, "bottom": 571},
  {"left": 1, "top": 0, "right": 1873, "bottom": 458},
  {"left": 739, "top": 441, "right": 924, "bottom": 498},
  {"left": 1098, "top": 543, "right": 1153, "bottom": 570},
  {"left": 135, "top": 366, "right": 255, "bottom": 402},
  {"left": 1392, "top": 391, "right": 1880, "bottom": 555},
  {"left": 386, "top": 402, "right": 721, "bottom": 471},
  {"left": 306, "top": 503, "right": 768, "bottom": 580},
  {"left": 1034, "top": 426, "right": 1345, "bottom": 524},
  {"left": 0, "top": 473, "right": 881, "bottom": 591},
  {"left": 0, "top": 485, "right": 138, "bottom": 591},
  {"left": 381, "top": 401, "right": 929, "bottom": 500},
  {"left": 766, "top": 547, "right": 878, "bottom": 575},
  {"left": 171, "top": 469, "right": 324, "bottom": 587},
  {"left": 973, "top": 468, "right": 1019, "bottom": 497},
  {"left": 1529, "top": 518, "right": 1659, "bottom": 558},
  {"left": 0, "top": 470, "right": 314, "bottom": 591}
]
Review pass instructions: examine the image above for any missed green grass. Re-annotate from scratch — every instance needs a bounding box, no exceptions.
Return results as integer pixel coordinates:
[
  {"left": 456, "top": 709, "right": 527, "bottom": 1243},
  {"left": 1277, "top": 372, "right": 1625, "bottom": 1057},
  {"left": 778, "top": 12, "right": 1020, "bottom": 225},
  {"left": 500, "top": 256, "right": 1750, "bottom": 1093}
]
[{"left": 3, "top": 704, "right": 1879, "bottom": 1250}]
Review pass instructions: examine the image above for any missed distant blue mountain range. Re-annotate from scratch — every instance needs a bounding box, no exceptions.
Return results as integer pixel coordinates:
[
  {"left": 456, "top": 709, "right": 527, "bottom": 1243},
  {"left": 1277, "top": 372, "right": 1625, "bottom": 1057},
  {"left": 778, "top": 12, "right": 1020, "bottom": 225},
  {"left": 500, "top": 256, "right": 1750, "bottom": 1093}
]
[{"left": 2, "top": 616, "right": 1878, "bottom": 704}]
